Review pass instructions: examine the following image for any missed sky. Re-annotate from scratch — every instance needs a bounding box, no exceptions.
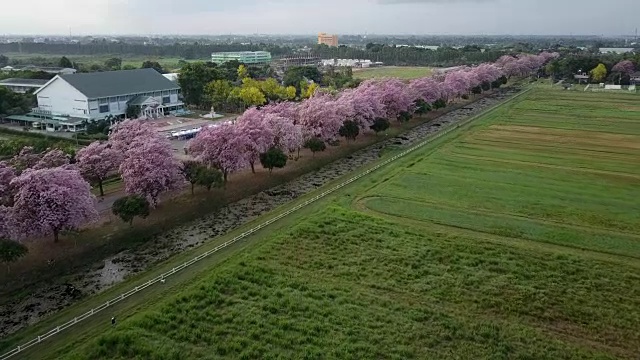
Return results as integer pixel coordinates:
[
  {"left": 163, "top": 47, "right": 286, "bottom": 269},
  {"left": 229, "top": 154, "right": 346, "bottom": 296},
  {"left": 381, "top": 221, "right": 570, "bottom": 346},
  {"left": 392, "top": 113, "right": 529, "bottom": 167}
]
[{"left": 1, "top": 0, "right": 639, "bottom": 36}]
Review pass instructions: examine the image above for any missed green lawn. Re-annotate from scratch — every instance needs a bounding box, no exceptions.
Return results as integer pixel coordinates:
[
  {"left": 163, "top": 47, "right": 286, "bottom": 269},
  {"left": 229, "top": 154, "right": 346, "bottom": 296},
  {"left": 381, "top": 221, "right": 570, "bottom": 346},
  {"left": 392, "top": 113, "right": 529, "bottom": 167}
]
[
  {"left": 10, "top": 87, "right": 640, "bottom": 359},
  {"left": 353, "top": 66, "right": 433, "bottom": 80}
]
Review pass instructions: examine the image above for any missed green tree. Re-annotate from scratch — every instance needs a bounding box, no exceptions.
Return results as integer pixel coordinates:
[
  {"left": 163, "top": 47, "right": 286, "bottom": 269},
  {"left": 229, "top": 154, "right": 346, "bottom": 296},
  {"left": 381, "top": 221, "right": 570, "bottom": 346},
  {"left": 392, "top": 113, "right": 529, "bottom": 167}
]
[
  {"left": 59, "top": 56, "right": 73, "bottom": 68},
  {"left": 142, "top": 60, "right": 164, "bottom": 74},
  {"left": 112, "top": 195, "right": 150, "bottom": 226},
  {"left": 397, "top": 111, "right": 412, "bottom": 122},
  {"left": 370, "top": 118, "right": 390, "bottom": 134},
  {"left": 181, "top": 160, "right": 203, "bottom": 195},
  {"left": 104, "top": 57, "right": 122, "bottom": 70},
  {"left": 0, "top": 239, "right": 28, "bottom": 274},
  {"left": 0, "top": 54, "right": 8, "bottom": 67},
  {"left": 589, "top": 63, "right": 608, "bottom": 82},
  {"left": 122, "top": 64, "right": 137, "bottom": 70},
  {"left": 304, "top": 138, "right": 327, "bottom": 157},
  {"left": 339, "top": 120, "right": 360, "bottom": 141},
  {"left": 196, "top": 166, "right": 224, "bottom": 190},
  {"left": 259, "top": 147, "right": 288, "bottom": 173},
  {"left": 237, "top": 86, "right": 266, "bottom": 107},
  {"left": 237, "top": 64, "right": 249, "bottom": 80},
  {"left": 205, "top": 79, "right": 234, "bottom": 112},
  {"left": 126, "top": 104, "right": 140, "bottom": 119},
  {"left": 178, "top": 62, "right": 221, "bottom": 107},
  {"left": 433, "top": 99, "right": 447, "bottom": 110},
  {"left": 414, "top": 99, "right": 431, "bottom": 115}
]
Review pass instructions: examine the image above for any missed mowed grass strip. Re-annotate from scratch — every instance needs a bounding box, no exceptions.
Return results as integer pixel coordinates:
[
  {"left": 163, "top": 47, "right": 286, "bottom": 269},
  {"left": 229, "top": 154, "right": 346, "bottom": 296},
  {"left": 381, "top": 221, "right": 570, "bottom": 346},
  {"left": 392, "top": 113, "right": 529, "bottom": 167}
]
[
  {"left": 353, "top": 66, "right": 433, "bottom": 80},
  {"left": 60, "top": 207, "right": 639, "bottom": 359},
  {"left": 362, "top": 196, "right": 640, "bottom": 258}
]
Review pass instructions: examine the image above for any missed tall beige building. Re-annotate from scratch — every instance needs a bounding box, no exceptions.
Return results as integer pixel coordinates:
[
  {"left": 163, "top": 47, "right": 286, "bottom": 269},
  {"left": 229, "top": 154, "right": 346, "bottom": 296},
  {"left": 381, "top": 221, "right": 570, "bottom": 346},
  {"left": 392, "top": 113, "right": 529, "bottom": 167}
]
[{"left": 318, "top": 33, "right": 339, "bottom": 47}]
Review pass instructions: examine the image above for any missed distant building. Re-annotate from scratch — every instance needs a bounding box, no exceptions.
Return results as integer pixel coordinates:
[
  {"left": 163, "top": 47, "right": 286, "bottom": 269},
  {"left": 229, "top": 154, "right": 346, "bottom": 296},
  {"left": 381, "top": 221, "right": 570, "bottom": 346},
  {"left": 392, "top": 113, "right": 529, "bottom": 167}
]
[
  {"left": 210, "top": 51, "right": 272, "bottom": 65},
  {"left": 599, "top": 48, "right": 635, "bottom": 54},
  {"left": 318, "top": 33, "right": 339, "bottom": 47},
  {"left": 4, "top": 69, "right": 183, "bottom": 132},
  {"left": 0, "top": 78, "right": 48, "bottom": 93},
  {"left": 163, "top": 73, "right": 179, "bottom": 82},
  {"left": 1, "top": 65, "right": 76, "bottom": 75},
  {"left": 630, "top": 71, "right": 640, "bottom": 85},
  {"left": 321, "top": 59, "right": 383, "bottom": 68},
  {"left": 275, "top": 55, "right": 321, "bottom": 70}
]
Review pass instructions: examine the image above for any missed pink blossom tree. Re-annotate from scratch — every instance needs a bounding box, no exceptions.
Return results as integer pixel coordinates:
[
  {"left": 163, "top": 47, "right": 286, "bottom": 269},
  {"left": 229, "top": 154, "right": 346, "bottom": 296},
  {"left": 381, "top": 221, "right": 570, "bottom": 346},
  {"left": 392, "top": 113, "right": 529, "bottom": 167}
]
[
  {"left": 337, "top": 87, "right": 386, "bottom": 130},
  {"left": 76, "top": 141, "right": 122, "bottom": 197},
  {"left": 612, "top": 60, "right": 636, "bottom": 84},
  {"left": 32, "top": 149, "right": 70, "bottom": 170},
  {"left": 262, "top": 113, "right": 304, "bottom": 155},
  {"left": 237, "top": 110, "right": 275, "bottom": 173},
  {"left": 409, "top": 77, "right": 442, "bottom": 105},
  {"left": 0, "top": 162, "right": 15, "bottom": 206},
  {"left": 612, "top": 60, "right": 635, "bottom": 74},
  {"left": 109, "top": 119, "right": 157, "bottom": 154},
  {"left": 444, "top": 70, "right": 472, "bottom": 98},
  {"left": 11, "top": 167, "right": 98, "bottom": 242},
  {"left": 10, "top": 147, "right": 41, "bottom": 173},
  {"left": 362, "top": 78, "right": 414, "bottom": 120},
  {"left": 120, "top": 136, "right": 184, "bottom": 206},
  {"left": 0, "top": 205, "right": 14, "bottom": 240},
  {"left": 261, "top": 102, "right": 300, "bottom": 125},
  {"left": 187, "top": 123, "right": 248, "bottom": 182},
  {"left": 297, "top": 93, "right": 344, "bottom": 141}
]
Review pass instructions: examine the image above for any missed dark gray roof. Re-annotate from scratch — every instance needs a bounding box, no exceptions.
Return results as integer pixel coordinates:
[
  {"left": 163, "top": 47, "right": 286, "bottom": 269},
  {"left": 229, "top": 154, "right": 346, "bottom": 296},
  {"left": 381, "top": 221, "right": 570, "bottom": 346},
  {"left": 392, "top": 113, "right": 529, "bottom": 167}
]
[
  {"left": 59, "top": 68, "right": 179, "bottom": 99},
  {"left": 0, "top": 78, "right": 49, "bottom": 86}
]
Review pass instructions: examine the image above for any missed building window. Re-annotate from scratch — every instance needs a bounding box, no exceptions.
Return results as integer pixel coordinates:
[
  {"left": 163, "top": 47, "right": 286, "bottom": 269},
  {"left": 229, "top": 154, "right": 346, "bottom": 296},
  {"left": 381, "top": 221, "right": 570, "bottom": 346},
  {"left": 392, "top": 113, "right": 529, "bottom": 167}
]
[
  {"left": 162, "top": 96, "right": 170, "bottom": 105},
  {"left": 99, "top": 105, "right": 109, "bottom": 113},
  {"left": 118, "top": 96, "right": 127, "bottom": 101},
  {"left": 162, "top": 90, "right": 169, "bottom": 96},
  {"left": 98, "top": 98, "right": 108, "bottom": 104},
  {"left": 109, "top": 97, "right": 117, "bottom": 103}
]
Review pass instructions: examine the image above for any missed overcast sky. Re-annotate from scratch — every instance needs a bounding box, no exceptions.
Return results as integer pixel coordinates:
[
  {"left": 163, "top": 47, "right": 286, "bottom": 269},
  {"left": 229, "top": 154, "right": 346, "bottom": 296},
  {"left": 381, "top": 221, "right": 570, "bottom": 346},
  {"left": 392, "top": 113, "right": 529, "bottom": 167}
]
[{"left": 1, "top": 0, "right": 639, "bottom": 36}]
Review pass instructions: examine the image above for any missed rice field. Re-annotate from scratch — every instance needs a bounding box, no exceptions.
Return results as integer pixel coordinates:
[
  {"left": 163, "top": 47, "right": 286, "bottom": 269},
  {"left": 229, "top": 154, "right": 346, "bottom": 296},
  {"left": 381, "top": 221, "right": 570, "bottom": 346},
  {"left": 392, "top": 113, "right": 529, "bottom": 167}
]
[
  {"left": 29, "top": 88, "right": 640, "bottom": 359},
  {"left": 353, "top": 66, "right": 433, "bottom": 80}
]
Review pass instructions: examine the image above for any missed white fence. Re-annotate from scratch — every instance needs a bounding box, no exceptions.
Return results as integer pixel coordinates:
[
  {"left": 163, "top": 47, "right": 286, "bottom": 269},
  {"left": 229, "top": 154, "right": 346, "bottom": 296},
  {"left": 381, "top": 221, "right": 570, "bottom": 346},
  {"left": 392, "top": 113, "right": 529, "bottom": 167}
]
[{"left": 0, "top": 88, "right": 529, "bottom": 360}]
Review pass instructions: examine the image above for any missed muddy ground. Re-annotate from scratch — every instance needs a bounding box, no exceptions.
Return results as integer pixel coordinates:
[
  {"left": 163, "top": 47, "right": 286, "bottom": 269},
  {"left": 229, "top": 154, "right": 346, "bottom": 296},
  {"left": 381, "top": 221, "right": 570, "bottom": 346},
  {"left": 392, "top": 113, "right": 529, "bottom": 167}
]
[{"left": 0, "top": 88, "right": 520, "bottom": 338}]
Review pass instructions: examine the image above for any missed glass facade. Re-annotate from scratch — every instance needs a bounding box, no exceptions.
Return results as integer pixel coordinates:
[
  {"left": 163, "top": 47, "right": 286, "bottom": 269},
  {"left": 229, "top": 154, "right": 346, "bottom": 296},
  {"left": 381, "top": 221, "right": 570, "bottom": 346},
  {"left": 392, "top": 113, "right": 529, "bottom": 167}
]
[{"left": 211, "top": 51, "right": 272, "bottom": 65}]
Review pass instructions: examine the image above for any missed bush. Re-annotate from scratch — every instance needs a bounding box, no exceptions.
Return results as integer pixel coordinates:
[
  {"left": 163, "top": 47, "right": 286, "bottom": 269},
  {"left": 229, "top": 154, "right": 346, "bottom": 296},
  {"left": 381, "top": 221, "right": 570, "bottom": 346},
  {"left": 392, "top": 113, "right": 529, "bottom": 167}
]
[
  {"left": 338, "top": 120, "right": 360, "bottom": 141},
  {"left": 370, "top": 118, "right": 390, "bottom": 134},
  {"left": 112, "top": 195, "right": 150, "bottom": 226},
  {"left": 304, "top": 138, "right": 327, "bottom": 157},
  {"left": 259, "top": 147, "right": 288, "bottom": 173}
]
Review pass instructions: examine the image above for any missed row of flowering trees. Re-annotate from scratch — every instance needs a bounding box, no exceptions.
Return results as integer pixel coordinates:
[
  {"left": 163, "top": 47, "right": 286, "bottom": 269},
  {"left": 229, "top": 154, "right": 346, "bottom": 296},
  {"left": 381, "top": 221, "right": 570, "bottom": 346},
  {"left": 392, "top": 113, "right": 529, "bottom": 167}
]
[
  {"left": 0, "top": 52, "right": 558, "bottom": 250},
  {"left": 0, "top": 121, "right": 184, "bottom": 247},
  {"left": 187, "top": 52, "right": 559, "bottom": 179}
]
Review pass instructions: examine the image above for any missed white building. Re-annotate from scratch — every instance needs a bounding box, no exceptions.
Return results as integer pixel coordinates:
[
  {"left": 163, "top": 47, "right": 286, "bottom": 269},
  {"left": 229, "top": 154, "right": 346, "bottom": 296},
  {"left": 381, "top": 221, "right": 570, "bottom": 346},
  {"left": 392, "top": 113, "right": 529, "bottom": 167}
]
[
  {"left": 0, "top": 78, "right": 48, "bottom": 93},
  {"left": 34, "top": 68, "right": 184, "bottom": 123},
  {"left": 1, "top": 65, "right": 77, "bottom": 75}
]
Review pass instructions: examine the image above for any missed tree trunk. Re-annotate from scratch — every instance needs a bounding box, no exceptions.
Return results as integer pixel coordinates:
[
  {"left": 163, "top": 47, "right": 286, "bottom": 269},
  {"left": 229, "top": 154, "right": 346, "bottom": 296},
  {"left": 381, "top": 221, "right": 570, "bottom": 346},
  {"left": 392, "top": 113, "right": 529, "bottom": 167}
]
[
  {"left": 250, "top": 161, "right": 255, "bottom": 174},
  {"left": 130, "top": 218, "right": 134, "bottom": 226},
  {"left": 191, "top": 182, "right": 195, "bottom": 195},
  {"left": 223, "top": 171, "right": 228, "bottom": 183},
  {"left": 53, "top": 229, "right": 60, "bottom": 243},
  {"left": 98, "top": 179, "right": 104, "bottom": 197},
  {"left": 297, "top": 147, "right": 300, "bottom": 160}
]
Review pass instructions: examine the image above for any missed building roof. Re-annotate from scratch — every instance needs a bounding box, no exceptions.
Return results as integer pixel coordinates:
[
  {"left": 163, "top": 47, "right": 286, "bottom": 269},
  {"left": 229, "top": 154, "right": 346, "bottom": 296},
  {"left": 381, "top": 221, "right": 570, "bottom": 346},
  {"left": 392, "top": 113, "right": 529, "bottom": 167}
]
[
  {"left": 0, "top": 78, "right": 49, "bottom": 86},
  {"left": 57, "top": 68, "right": 179, "bottom": 99}
]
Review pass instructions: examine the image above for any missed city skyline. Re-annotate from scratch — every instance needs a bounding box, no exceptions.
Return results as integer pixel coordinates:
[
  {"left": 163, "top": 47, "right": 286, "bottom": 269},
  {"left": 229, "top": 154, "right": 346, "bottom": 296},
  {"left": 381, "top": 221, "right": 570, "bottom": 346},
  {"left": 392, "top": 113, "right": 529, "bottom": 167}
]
[{"left": 1, "top": 0, "right": 639, "bottom": 36}]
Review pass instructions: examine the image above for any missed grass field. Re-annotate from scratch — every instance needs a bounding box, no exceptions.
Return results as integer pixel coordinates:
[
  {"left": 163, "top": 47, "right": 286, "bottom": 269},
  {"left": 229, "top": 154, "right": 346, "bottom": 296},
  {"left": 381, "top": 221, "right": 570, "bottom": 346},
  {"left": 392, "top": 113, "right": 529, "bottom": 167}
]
[
  {"left": 9, "top": 87, "right": 640, "bottom": 359},
  {"left": 353, "top": 66, "right": 433, "bottom": 80}
]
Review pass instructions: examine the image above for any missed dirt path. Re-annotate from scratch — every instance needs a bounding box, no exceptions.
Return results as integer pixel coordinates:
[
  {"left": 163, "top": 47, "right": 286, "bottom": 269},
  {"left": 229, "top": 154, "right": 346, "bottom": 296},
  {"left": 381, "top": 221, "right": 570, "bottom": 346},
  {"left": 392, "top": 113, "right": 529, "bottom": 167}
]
[{"left": 0, "top": 88, "right": 520, "bottom": 339}]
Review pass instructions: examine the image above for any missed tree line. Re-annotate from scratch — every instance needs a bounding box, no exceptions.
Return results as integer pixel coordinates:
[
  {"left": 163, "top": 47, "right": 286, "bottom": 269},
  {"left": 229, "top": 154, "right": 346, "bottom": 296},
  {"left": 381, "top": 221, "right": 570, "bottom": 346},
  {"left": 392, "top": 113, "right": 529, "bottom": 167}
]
[{"left": 0, "top": 51, "right": 556, "bottom": 272}]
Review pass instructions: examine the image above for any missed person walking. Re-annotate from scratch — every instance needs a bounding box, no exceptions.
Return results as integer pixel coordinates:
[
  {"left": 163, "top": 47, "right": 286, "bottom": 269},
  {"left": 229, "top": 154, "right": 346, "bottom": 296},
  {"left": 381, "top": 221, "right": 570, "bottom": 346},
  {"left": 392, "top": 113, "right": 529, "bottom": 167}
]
[{"left": 111, "top": 316, "right": 116, "bottom": 327}]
